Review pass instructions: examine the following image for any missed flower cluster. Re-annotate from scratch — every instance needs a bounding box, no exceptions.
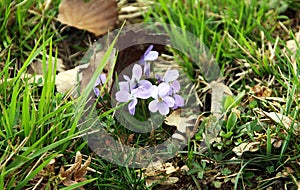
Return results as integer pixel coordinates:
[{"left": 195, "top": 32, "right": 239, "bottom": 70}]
[{"left": 115, "top": 45, "right": 184, "bottom": 116}]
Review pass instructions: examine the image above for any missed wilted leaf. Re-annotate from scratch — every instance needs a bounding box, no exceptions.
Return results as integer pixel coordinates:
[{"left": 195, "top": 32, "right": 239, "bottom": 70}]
[
  {"left": 259, "top": 111, "right": 299, "bottom": 131},
  {"left": 58, "top": 0, "right": 118, "bottom": 36},
  {"left": 59, "top": 151, "right": 92, "bottom": 189},
  {"left": 250, "top": 84, "right": 272, "bottom": 97},
  {"left": 143, "top": 161, "right": 179, "bottom": 188},
  {"left": 144, "top": 161, "right": 178, "bottom": 177},
  {"left": 74, "top": 155, "right": 91, "bottom": 182},
  {"left": 80, "top": 47, "right": 116, "bottom": 95},
  {"left": 159, "top": 177, "right": 179, "bottom": 185},
  {"left": 28, "top": 57, "right": 65, "bottom": 75},
  {"left": 209, "top": 80, "right": 233, "bottom": 120},
  {"left": 285, "top": 30, "right": 300, "bottom": 56},
  {"left": 232, "top": 142, "right": 260, "bottom": 156},
  {"left": 165, "top": 109, "right": 198, "bottom": 140},
  {"left": 56, "top": 65, "right": 88, "bottom": 97}
]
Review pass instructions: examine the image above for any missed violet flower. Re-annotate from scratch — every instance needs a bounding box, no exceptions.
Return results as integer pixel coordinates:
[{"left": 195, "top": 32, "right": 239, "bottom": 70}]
[
  {"left": 139, "top": 45, "right": 159, "bottom": 77},
  {"left": 157, "top": 69, "right": 184, "bottom": 109},
  {"left": 94, "top": 73, "right": 107, "bottom": 97},
  {"left": 148, "top": 82, "right": 175, "bottom": 115},
  {"left": 115, "top": 64, "right": 152, "bottom": 115},
  {"left": 172, "top": 94, "right": 184, "bottom": 109}
]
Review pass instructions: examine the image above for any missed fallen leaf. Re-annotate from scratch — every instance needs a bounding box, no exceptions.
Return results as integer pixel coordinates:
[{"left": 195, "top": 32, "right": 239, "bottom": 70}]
[
  {"left": 80, "top": 47, "right": 116, "bottom": 96},
  {"left": 59, "top": 151, "right": 92, "bottom": 189},
  {"left": 164, "top": 109, "right": 198, "bottom": 140},
  {"left": 208, "top": 80, "right": 233, "bottom": 120},
  {"left": 144, "top": 161, "right": 178, "bottom": 177},
  {"left": 285, "top": 30, "right": 300, "bottom": 56},
  {"left": 28, "top": 57, "right": 65, "bottom": 75},
  {"left": 180, "top": 165, "right": 189, "bottom": 173},
  {"left": 56, "top": 64, "right": 87, "bottom": 97},
  {"left": 232, "top": 142, "right": 260, "bottom": 156},
  {"left": 250, "top": 84, "right": 272, "bottom": 97},
  {"left": 259, "top": 111, "right": 298, "bottom": 131},
  {"left": 57, "top": 0, "right": 118, "bottom": 36},
  {"left": 143, "top": 161, "right": 179, "bottom": 188}
]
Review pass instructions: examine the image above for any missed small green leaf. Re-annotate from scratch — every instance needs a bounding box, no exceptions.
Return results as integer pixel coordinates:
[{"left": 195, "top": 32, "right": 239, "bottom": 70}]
[
  {"left": 226, "top": 111, "right": 237, "bottom": 132},
  {"left": 223, "top": 96, "right": 235, "bottom": 111},
  {"left": 220, "top": 131, "right": 233, "bottom": 139}
]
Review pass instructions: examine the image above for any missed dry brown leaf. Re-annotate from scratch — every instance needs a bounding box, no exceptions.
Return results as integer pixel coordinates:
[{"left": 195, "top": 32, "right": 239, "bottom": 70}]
[
  {"left": 165, "top": 109, "right": 197, "bottom": 136},
  {"left": 180, "top": 165, "right": 189, "bottom": 173},
  {"left": 143, "top": 161, "right": 179, "bottom": 188},
  {"left": 146, "top": 176, "right": 179, "bottom": 187},
  {"left": 250, "top": 84, "right": 272, "bottom": 97},
  {"left": 80, "top": 48, "right": 116, "bottom": 95},
  {"left": 206, "top": 80, "right": 233, "bottom": 120},
  {"left": 59, "top": 151, "right": 92, "bottom": 189},
  {"left": 56, "top": 65, "right": 87, "bottom": 97},
  {"left": 57, "top": 0, "right": 118, "bottom": 36},
  {"left": 144, "top": 161, "right": 178, "bottom": 177},
  {"left": 164, "top": 107, "right": 200, "bottom": 143},
  {"left": 285, "top": 31, "right": 300, "bottom": 56},
  {"left": 259, "top": 111, "right": 298, "bottom": 131},
  {"left": 28, "top": 57, "right": 65, "bottom": 75},
  {"left": 232, "top": 142, "right": 260, "bottom": 156},
  {"left": 271, "top": 138, "right": 283, "bottom": 148},
  {"left": 74, "top": 155, "right": 91, "bottom": 182}
]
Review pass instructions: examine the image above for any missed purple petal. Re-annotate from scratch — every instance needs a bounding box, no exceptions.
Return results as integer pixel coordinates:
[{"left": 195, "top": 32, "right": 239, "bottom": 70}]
[
  {"left": 148, "top": 99, "right": 159, "bottom": 113},
  {"left": 150, "top": 85, "right": 158, "bottom": 99},
  {"left": 119, "top": 81, "right": 129, "bottom": 92},
  {"left": 156, "top": 74, "right": 162, "bottom": 83},
  {"left": 134, "top": 88, "right": 151, "bottom": 99},
  {"left": 173, "top": 94, "right": 184, "bottom": 107},
  {"left": 123, "top": 75, "right": 130, "bottom": 82},
  {"left": 132, "top": 64, "right": 142, "bottom": 81},
  {"left": 99, "top": 74, "right": 106, "bottom": 84},
  {"left": 94, "top": 87, "right": 100, "bottom": 97},
  {"left": 157, "top": 102, "right": 170, "bottom": 115},
  {"left": 144, "top": 45, "right": 154, "bottom": 56},
  {"left": 157, "top": 82, "right": 171, "bottom": 97},
  {"left": 116, "top": 91, "right": 131, "bottom": 102},
  {"left": 171, "top": 80, "right": 181, "bottom": 93},
  {"left": 144, "top": 51, "right": 158, "bottom": 61},
  {"left": 163, "top": 96, "right": 175, "bottom": 107},
  {"left": 95, "top": 77, "right": 101, "bottom": 86},
  {"left": 128, "top": 98, "right": 137, "bottom": 115},
  {"left": 163, "top": 69, "right": 179, "bottom": 82},
  {"left": 144, "top": 63, "right": 151, "bottom": 77},
  {"left": 138, "top": 80, "right": 152, "bottom": 89}
]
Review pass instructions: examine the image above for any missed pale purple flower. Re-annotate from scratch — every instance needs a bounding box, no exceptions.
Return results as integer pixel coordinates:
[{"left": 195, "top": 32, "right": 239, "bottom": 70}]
[
  {"left": 163, "top": 69, "right": 179, "bottom": 83},
  {"left": 94, "top": 74, "right": 107, "bottom": 97},
  {"left": 123, "top": 64, "right": 152, "bottom": 99},
  {"left": 115, "top": 88, "right": 138, "bottom": 115},
  {"left": 148, "top": 82, "right": 175, "bottom": 116},
  {"left": 139, "top": 45, "right": 159, "bottom": 77},
  {"left": 156, "top": 68, "right": 182, "bottom": 96},
  {"left": 115, "top": 64, "right": 152, "bottom": 115},
  {"left": 172, "top": 94, "right": 184, "bottom": 109},
  {"left": 157, "top": 69, "right": 184, "bottom": 109}
]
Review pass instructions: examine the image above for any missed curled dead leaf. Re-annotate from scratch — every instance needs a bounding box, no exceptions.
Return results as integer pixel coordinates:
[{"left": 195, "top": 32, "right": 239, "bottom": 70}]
[
  {"left": 285, "top": 31, "right": 300, "bottom": 56},
  {"left": 58, "top": 0, "right": 118, "bottom": 36},
  {"left": 165, "top": 109, "right": 198, "bottom": 140},
  {"left": 232, "top": 142, "right": 260, "bottom": 156},
  {"left": 28, "top": 57, "right": 65, "bottom": 75},
  {"left": 250, "top": 84, "right": 272, "bottom": 97},
  {"left": 143, "top": 161, "right": 179, "bottom": 188},
  {"left": 59, "top": 151, "right": 92, "bottom": 189},
  {"left": 258, "top": 110, "right": 299, "bottom": 131}
]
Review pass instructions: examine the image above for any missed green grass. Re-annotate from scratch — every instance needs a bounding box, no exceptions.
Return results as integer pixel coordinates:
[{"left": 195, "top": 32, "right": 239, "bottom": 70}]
[
  {"left": 145, "top": 0, "right": 300, "bottom": 189},
  {"left": 1, "top": 0, "right": 300, "bottom": 189}
]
